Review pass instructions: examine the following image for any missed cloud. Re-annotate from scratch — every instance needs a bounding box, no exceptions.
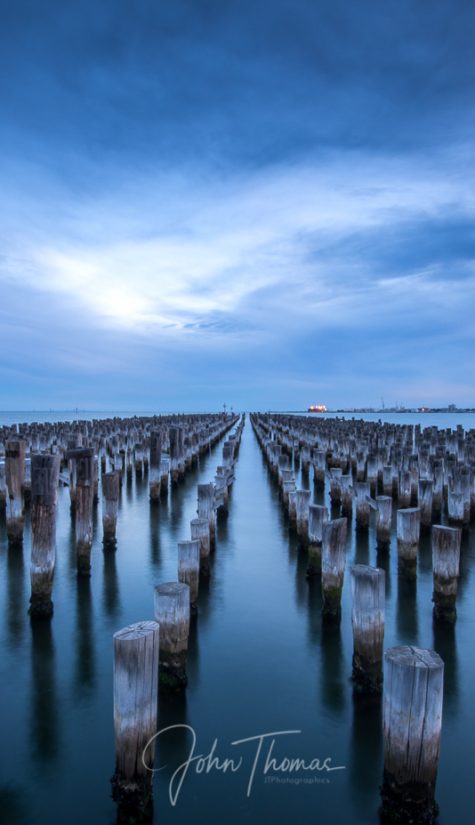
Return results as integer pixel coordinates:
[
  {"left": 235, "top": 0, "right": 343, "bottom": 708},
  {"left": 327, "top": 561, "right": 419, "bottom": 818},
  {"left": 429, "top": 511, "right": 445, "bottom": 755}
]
[{"left": 0, "top": 1, "right": 474, "bottom": 408}]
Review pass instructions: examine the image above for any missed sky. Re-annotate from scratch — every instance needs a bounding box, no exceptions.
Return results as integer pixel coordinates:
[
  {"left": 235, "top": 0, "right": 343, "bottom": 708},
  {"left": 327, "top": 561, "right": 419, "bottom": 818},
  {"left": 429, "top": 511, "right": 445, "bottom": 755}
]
[{"left": 1, "top": 0, "right": 474, "bottom": 411}]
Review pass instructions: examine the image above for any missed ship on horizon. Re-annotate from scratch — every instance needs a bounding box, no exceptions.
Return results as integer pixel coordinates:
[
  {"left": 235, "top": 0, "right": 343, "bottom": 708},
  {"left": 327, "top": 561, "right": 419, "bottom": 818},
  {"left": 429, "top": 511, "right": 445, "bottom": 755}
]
[{"left": 308, "top": 403, "right": 327, "bottom": 413}]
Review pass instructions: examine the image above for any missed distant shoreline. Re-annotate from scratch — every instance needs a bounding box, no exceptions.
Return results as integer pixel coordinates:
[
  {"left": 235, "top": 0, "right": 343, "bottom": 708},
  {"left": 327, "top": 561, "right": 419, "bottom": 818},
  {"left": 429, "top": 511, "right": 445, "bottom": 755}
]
[{"left": 279, "top": 409, "right": 475, "bottom": 414}]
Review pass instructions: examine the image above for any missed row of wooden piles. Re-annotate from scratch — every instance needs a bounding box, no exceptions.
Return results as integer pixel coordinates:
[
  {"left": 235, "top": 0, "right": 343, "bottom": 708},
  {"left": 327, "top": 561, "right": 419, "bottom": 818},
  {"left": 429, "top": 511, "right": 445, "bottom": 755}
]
[
  {"left": 0, "top": 413, "right": 239, "bottom": 618},
  {"left": 111, "top": 416, "right": 245, "bottom": 821},
  {"left": 250, "top": 412, "right": 461, "bottom": 825}
]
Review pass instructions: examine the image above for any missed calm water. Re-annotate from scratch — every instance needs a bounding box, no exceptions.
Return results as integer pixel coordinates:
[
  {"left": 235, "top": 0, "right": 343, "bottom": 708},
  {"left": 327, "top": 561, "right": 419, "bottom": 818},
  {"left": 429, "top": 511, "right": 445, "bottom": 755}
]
[
  {"left": 2, "top": 410, "right": 475, "bottom": 429},
  {"left": 0, "top": 417, "right": 474, "bottom": 824},
  {"left": 289, "top": 411, "right": 475, "bottom": 430}
]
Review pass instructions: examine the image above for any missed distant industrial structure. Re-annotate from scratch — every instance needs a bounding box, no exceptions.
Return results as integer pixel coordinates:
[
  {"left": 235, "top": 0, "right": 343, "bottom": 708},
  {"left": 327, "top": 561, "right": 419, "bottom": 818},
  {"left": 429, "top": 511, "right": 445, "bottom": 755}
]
[{"left": 300, "top": 401, "right": 475, "bottom": 415}]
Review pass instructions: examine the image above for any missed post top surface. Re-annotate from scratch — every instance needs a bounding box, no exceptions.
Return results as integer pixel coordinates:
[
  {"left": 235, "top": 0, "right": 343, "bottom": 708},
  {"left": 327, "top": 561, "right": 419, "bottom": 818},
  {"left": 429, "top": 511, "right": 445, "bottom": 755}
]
[
  {"left": 155, "top": 582, "right": 189, "bottom": 596},
  {"left": 113, "top": 620, "right": 159, "bottom": 641},
  {"left": 385, "top": 645, "right": 444, "bottom": 670},
  {"left": 177, "top": 539, "right": 200, "bottom": 549},
  {"left": 432, "top": 524, "right": 461, "bottom": 536},
  {"left": 351, "top": 563, "right": 384, "bottom": 579}
]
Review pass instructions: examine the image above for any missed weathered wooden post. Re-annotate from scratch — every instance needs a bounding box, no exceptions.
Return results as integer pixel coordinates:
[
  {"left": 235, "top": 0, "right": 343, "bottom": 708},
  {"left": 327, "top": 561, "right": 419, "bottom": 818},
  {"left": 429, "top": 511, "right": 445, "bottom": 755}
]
[
  {"left": 340, "top": 475, "right": 353, "bottom": 517},
  {"left": 0, "top": 458, "right": 6, "bottom": 514},
  {"left": 398, "top": 470, "right": 412, "bottom": 508},
  {"left": 93, "top": 455, "right": 99, "bottom": 505},
  {"left": 447, "top": 487, "right": 464, "bottom": 527},
  {"left": 278, "top": 453, "right": 291, "bottom": 486},
  {"left": 459, "top": 467, "right": 471, "bottom": 526},
  {"left": 321, "top": 517, "right": 347, "bottom": 619},
  {"left": 329, "top": 467, "right": 343, "bottom": 505},
  {"left": 381, "top": 646, "right": 444, "bottom": 825},
  {"left": 312, "top": 449, "right": 326, "bottom": 489},
  {"left": 351, "top": 564, "right": 385, "bottom": 693},
  {"left": 160, "top": 456, "right": 169, "bottom": 497},
  {"left": 222, "top": 440, "right": 234, "bottom": 472},
  {"left": 5, "top": 439, "right": 26, "bottom": 545},
  {"left": 178, "top": 539, "right": 200, "bottom": 612},
  {"left": 376, "top": 496, "right": 392, "bottom": 548},
  {"left": 418, "top": 479, "right": 433, "bottom": 529},
  {"left": 67, "top": 435, "right": 81, "bottom": 510},
  {"left": 432, "top": 525, "right": 461, "bottom": 623},
  {"left": 214, "top": 472, "right": 228, "bottom": 514},
  {"left": 177, "top": 426, "right": 186, "bottom": 480},
  {"left": 197, "top": 483, "right": 216, "bottom": 550},
  {"left": 102, "top": 471, "right": 120, "bottom": 548},
  {"left": 149, "top": 430, "right": 161, "bottom": 502},
  {"left": 366, "top": 455, "right": 378, "bottom": 496},
  {"left": 293, "top": 439, "right": 300, "bottom": 469},
  {"left": 288, "top": 490, "right": 297, "bottom": 527},
  {"left": 169, "top": 426, "right": 180, "bottom": 486},
  {"left": 29, "top": 454, "right": 60, "bottom": 618},
  {"left": 295, "top": 489, "right": 311, "bottom": 544},
  {"left": 307, "top": 504, "right": 328, "bottom": 576},
  {"left": 397, "top": 508, "right": 420, "bottom": 579},
  {"left": 355, "top": 451, "right": 366, "bottom": 482},
  {"left": 301, "top": 443, "right": 312, "bottom": 472},
  {"left": 190, "top": 517, "right": 211, "bottom": 575},
  {"left": 154, "top": 582, "right": 190, "bottom": 691},
  {"left": 111, "top": 621, "right": 160, "bottom": 818},
  {"left": 432, "top": 460, "right": 444, "bottom": 515},
  {"left": 281, "top": 472, "right": 295, "bottom": 507},
  {"left": 134, "top": 443, "right": 144, "bottom": 476},
  {"left": 382, "top": 464, "right": 394, "bottom": 497},
  {"left": 355, "top": 481, "right": 371, "bottom": 531},
  {"left": 23, "top": 456, "right": 32, "bottom": 506},
  {"left": 69, "top": 448, "right": 95, "bottom": 575}
]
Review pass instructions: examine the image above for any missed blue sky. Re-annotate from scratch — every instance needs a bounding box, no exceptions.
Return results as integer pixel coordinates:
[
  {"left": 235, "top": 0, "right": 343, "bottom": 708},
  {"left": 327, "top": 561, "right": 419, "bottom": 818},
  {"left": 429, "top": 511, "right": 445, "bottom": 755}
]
[{"left": 1, "top": 0, "right": 474, "bottom": 410}]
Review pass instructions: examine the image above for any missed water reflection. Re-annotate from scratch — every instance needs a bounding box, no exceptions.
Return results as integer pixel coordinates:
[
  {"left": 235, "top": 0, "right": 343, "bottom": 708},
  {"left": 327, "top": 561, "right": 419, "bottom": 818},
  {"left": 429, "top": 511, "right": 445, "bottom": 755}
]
[
  {"left": 301, "top": 467, "right": 310, "bottom": 489},
  {"left": 305, "top": 576, "right": 322, "bottom": 647},
  {"left": 115, "top": 799, "right": 153, "bottom": 825},
  {"left": 186, "top": 611, "right": 201, "bottom": 688},
  {"left": 216, "top": 512, "right": 229, "bottom": 545},
  {"left": 376, "top": 546, "right": 391, "bottom": 598},
  {"left": 330, "top": 502, "right": 341, "bottom": 521},
  {"left": 169, "top": 484, "right": 187, "bottom": 535},
  {"left": 457, "top": 530, "right": 471, "bottom": 598},
  {"left": 125, "top": 472, "right": 134, "bottom": 503},
  {"left": 396, "top": 576, "right": 419, "bottom": 645},
  {"left": 417, "top": 530, "right": 432, "bottom": 576},
  {"left": 354, "top": 530, "right": 370, "bottom": 566},
  {"left": 0, "top": 786, "right": 32, "bottom": 825},
  {"left": 313, "top": 486, "right": 326, "bottom": 507},
  {"left": 102, "top": 549, "right": 121, "bottom": 619},
  {"left": 73, "top": 577, "right": 95, "bottom": 692},
  {"left": 349, "top": 691, "right": 382, "bottom": 812},
  {"left": 67, "top": 508, "right": 77, "bottom": 572},
  {"left": 294, "top": 542, "right": 309, "bottom": 606},
  {"left": 149, "top": 505, "right": 161, "bottom": 569},
  {"left": 320, "top": 617, "right": 346, "bottom": 714},
  {"left": 432, "top": 619, "right": 458, "bottom": 714},
  {"left": 30, "top": 620, "right": 58, "bottom": 761},
  {"left": 197, "top": 566, "right": 213, "bottom": 626},
  {"left": 6, "top": 543, "right": 25, "bottom": 649},
  {"left": 155, "top": 694, "right": 190, "bottom": 806}
]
